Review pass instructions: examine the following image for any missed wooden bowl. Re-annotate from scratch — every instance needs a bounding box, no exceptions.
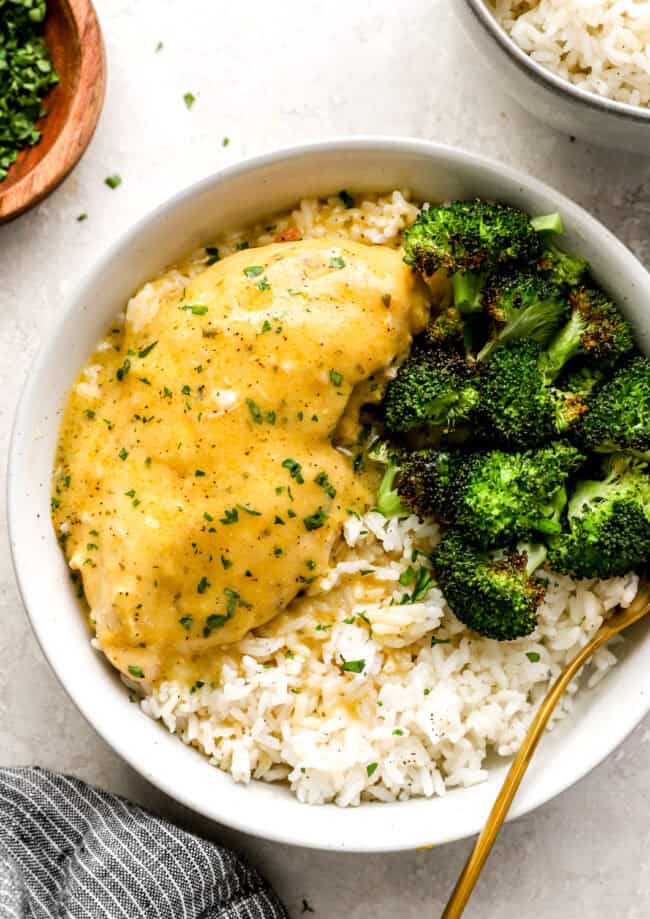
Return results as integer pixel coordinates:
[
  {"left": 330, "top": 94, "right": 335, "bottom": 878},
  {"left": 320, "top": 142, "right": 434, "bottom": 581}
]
[{"left": 0, "top": 0, "right": 106, "bottom": 224}]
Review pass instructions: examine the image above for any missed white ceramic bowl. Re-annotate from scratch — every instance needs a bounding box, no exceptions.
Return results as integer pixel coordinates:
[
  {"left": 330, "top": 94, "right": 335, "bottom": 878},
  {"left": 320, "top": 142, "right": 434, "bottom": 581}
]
[
  {"left": 8, "top": 138, "right": 650, "bottom": 852},
  {"left": 456, "top": 1, "right": 650, "bottom": 154}
]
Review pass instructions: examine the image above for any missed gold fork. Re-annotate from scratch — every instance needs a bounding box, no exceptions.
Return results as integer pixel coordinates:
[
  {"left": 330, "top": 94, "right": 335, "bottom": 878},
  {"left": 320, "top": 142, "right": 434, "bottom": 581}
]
[{"left": 442, "top": 580, "right": 650, "bottom": 919}]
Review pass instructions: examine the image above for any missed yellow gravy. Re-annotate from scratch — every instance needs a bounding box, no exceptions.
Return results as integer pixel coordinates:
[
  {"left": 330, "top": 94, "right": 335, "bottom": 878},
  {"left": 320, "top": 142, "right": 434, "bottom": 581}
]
[{"left": 52, "top": 237, "right": 429, "bottom": 683}]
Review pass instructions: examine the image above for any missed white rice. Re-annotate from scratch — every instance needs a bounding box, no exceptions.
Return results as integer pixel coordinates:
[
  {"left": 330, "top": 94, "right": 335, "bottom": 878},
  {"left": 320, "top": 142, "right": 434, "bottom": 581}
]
[
  {"left": 489, "top": 0, "right": 650, "bottom": 108},
  {"left": 111, "top": 190, "right": 639, "bottom": 806}
]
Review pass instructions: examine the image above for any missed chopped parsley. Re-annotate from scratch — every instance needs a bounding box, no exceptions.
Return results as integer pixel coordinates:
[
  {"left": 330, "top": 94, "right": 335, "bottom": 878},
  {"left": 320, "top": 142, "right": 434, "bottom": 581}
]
[
  {"left": 220, "top": 507, "right": 239, "bottom": 524},
  {"left": 261, "top": 319, "right": 272, "bottom": 333},
  {"left": 195, "top": 469, "right": 206, "bottom": 477},
  {"left": 366, "top": 762, "right": 378, "bottom": 778},
  {"left": 398, "top": 566, "right": 415, "bottom": 586},
  {"left": 138, "top": 340, "right": 158, "bottom": 358},
  {"left": 222, "top": 136, "right": 230, "bottom": 147},
  {"left": 304, "top": 509, "right": 327, "bottom": 531},
  {"left": 329, "top": 255, "right": 345, "bottom": 270},
  {"left": 183, "top": 92, "right": 196, "bottom": 110},
  {"left": 220, "top": 554, "right": 232, "bottom": 569},
  {"left": 179, "top": 304, "right": 208, "bottom": 315},
  {"left": 197, "top": 576, "right": 210, "bottom": 594},
  {"left": 392, "top": 728, "right": 404, "bottom": 736},
  {"left": 329, "top": 368, "right": 343, "bottom": 386},
  {"left": 205, "top": 246, "right": 220, "bottom": 265},
  {"left": 411, "top": 567, "right": 435, "bottom": 602},
  {"left": 118, "top": 448, "right": 128, "bottom": 461},
  {"left": 243, "top": 265, "right": 264, "bottom": 278},
  {"left": 257, "top": 277, "right": 271, "bottom": 291},
  {"left": 431, "top": 636, "right": 451, "bottom": 647},
  {"left": 236, "top": 503, "right": 261, "bottom": 516},
  {"left": 203, "top": 512, "right": 213, "bottom": 522},
  {"left": 105, "top": 174, "right": 122, "bottom": 189},
  {"left": 526, "top": 651, "right": 541, "bottom": 663},
  {"left": 315, "top": 471, "right": 336, "bottom": 499},
  {"left": 282, "top": 458, "right": 304, "bottom": 483},
  {"left": 116, "top": 358, "right": 131, "bottom": 381},
  {"left": 340, "top": 658, "right": 365, "bottom": 674},
  {"left": 85, "top": 409, "right": 95, "bottom": 419},
  {"left": 179, "top": 616, "right": 193, "bottom": 631},
  {"left": 247, "top": 399, "right": 264, "bottom": 424},
  {"left": 127, "top": 665, "right": 144, "bottom": 679}
]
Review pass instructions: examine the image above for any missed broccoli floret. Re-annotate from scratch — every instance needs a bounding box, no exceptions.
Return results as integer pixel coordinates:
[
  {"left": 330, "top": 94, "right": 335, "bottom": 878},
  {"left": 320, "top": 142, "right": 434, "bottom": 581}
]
[
  {"left": 434, "top": 530, "right": 547, "bottom": 640},
  {"left": 383, "top": 343, "right": 480, "bottom": 440},
  {"left": 577, "top": 356, "right": 650, "bottom": 461},
  {"left": 403, "top": 199, "right": 543, "bottom": 314},
  {"left": 477, "top": 271, "right": 568, "bottom": 361},
  {"left": 539, "top": 285, "right": 634, "bottom": 382},
  {"left": 400, "top": 443, "right": 584, "bottom": 547},
  {"left": 537, "top": 239, "right": 589, "bottom": 288},
  {"left": 424, "top": 307, "right": 466, "bottom": 349},
  {"left": 548, "top": 454, "right": 650, "bottom": 578},
  {"left": 369, "top": 442, "right": 409, "bottom": 518},
  {"left": 479, "top": 340, "right": 587, "bottom": 447}
]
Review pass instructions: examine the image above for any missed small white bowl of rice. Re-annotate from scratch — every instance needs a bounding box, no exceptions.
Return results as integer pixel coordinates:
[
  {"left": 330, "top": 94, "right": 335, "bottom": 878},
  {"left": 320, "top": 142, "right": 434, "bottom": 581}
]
[
  {"left": 8, "top": 137, "right": 650, "bottom": 852},
  {"left": 457, "top": 0, "right": 650, "bottom": 153}
]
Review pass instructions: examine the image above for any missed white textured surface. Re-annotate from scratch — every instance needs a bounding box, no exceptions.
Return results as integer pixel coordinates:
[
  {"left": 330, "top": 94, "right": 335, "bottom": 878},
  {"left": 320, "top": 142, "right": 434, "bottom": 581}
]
[{"left": 1, "top": 1, "right": 649, "bottom": 916}]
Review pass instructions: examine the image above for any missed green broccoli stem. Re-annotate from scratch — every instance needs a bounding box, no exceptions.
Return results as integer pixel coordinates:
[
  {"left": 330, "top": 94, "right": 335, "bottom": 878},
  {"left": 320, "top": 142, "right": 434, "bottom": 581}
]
[
  {"left": 452, "top": 271, "right": 486, "bottom": 314},
  {"left": 522, "top": 543, "right": 547, "bottom": 575},
  {"left": 376, "top": 463, "right": 408, "bottom": 517},
  {"left": 530, "top": 213, "right": 564, "bottom": 235},
  {"left": 538, "top": 311, "right": 584, "bottom": 382}
]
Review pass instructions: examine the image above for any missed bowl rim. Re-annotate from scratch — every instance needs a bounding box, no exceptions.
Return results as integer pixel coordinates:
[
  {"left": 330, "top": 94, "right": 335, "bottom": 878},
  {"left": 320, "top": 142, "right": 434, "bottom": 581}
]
[
  {"left": 8, "top": 135, "right": 650, "bottom": 851},
  {"left": 464, "top": 0, "right": 650, "bottom": 124}
]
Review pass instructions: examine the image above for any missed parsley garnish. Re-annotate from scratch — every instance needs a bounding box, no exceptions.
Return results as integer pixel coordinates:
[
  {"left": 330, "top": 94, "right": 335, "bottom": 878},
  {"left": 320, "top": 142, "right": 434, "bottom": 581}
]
[
  {"left": 85, "top": 409, "right": 95, "bottom": 419},
  {"left": 282, "top": 458, "right": 304, "bottom": 483},
  {"left": 138, "top": 340, "right": 158, "bottom": 358},
  {"left": 339, "top": 190, "right": 355, "bottom": 209},
  {"left": 330, "top": 256, "right": 345, "bottom": 270},
  {"left": 236, "top": 503, "right": 261, "bottom": 516},
  {"left": 304, "top": 510, "right": 327, "bottom": 531},
  {"left": 127, "top": 665, "right": 144, "bottom": 679},
  {"left": 329, "top": 369, "right": 343, "bottom": 386},
  {"left": 315, "top": 471, "right": 336, "bottom": 499},
  {"left": 244, "top": 265, "right": 264, "bottom": 278},
  {"left": 247, "top": 399, "right": 264, "bottom": 424},
  {"left": 526, "top": 651, "right": 541, "bottom": 663},
  {"left": 179, "top": 304, "right": 208, "bottom": 315},
  {"left": 118, "top": 448, "right": 128, "bottom": 461},
  {"left": 179, "top": 616, "right": 193, "bottom": 631},
  {"left": 431, "top": 636, "right": 451, "bottom": 647},
  {"left": 195, "top": 469, "right": 206, "bottom": 477},
  {"left": 340, "top": 658, "right": 365, "bottom": 674},
  {"left": 220, "top": 507, "right": 239, "bottom": 524},
  {"left": 197, "top": 576, "right": 210, "bottom": 594},
  {"left": 116, "top": 358, "right": 131, "bottom": 381},
  {"left": 366, "top": 762, "right": 378, "bottom": 777}
]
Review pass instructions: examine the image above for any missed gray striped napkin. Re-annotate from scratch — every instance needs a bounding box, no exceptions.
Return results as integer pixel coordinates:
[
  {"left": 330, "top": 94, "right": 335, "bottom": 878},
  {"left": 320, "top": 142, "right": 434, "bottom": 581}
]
[{"left": 0, "top": 767, "right": 287, "bottom": 919}]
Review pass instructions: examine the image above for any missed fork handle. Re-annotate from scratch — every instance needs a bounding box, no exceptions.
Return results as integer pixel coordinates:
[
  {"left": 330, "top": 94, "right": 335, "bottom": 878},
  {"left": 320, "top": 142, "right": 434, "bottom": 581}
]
[{"left": 441, "top": 628, "right": 612, "bottom": 919}]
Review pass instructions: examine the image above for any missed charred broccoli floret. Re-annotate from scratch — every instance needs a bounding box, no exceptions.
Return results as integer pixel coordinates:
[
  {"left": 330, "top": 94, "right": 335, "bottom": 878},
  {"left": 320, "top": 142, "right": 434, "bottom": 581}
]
[
  {"left": 477, "top": 271, "right": 568, "bottom": 361},
  {"left": 537, "top": 239, "right": 589, "bottom": 288},
  {"left": 403, "top": 199, "right": 543, "bottom": 313},
  {"left": 548, "top": 454, "right": 650, "bottom": 578},
  {"left": 479, "top": 340, "right": 587, "bottom": 447},
  {"left": 434, "top": 531, "right": 547, "bottom": 640},
  {"left": 399, "top": 443, "right": 584, "bottom": 547},
  {"left": 424, "top": 307, "right": 466, "bottom": 349},
  {"left": 577, "top": 356, "right": 650, "bottom": 461},
  {"left": 383, "top": 343, "right": 480, "bottom": 441},
  {"left": 539, "top": 285, "right": 634, "bottom": 382}
]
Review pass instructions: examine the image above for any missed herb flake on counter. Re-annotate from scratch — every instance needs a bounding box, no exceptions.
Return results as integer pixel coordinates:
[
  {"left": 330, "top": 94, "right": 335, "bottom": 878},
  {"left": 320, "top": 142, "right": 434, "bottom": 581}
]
[
  {"left": 77, "top": 213, "right": 88, "bottom": 222},
  {"left": 183, "top": 92, "right": 196, "bottom": 110},
  {"left": 105, "top": 174, "right": 122, "bottom": 189}
]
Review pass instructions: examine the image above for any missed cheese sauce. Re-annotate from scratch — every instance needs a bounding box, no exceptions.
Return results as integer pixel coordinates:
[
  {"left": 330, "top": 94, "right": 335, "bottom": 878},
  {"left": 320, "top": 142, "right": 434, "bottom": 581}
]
[{"left": 52, "top": 238, "right": 429, "bottom": 683}]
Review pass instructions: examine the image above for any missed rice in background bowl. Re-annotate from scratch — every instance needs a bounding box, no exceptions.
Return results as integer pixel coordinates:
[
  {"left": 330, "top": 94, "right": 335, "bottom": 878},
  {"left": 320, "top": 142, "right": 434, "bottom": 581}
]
[{"left": 9, "top": 138, "right": 650, "bottom": 850}]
